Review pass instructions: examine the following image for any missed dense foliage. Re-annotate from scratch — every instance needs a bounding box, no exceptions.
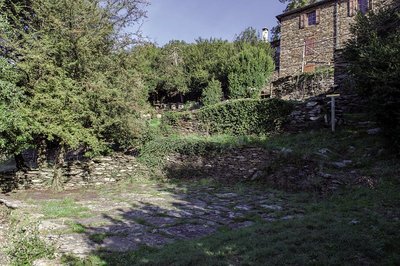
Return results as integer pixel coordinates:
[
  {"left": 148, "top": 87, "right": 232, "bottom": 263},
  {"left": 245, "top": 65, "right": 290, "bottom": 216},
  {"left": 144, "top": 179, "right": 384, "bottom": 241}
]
[
  {"left": 0, "top": 1, "right": 274, "bottom": 184},
  {"left": 202, "top": 79, "right": 223, "bottom": 106},
  {"left": 163, "top": 99, "right": 293, "bottom": 135},
  {"left": 279, "top": 0, "right": 315, "bottom": 11},
  {"left": 344, "top": 3, "right": 400, "bottom": 151},
  {"left": 137, "top": 28, "right": 275, "bottom": 103},
  {"left": 0, "top": 0, "right": 149, "bottom": 160}
]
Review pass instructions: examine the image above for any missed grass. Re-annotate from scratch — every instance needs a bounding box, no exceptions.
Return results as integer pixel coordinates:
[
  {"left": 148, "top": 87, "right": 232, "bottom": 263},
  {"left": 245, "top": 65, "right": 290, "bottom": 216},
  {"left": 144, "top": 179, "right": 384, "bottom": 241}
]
[
  {"left": 61, "top": 126, "right": 400, "bottom": 265},
  {"left": 89, "top": 233, "right": 108, "bottom": 244},
  {"left": 138, "top": 126, "right": 383, "bottom": 169},
  {"left": 62, "top": 178, "right": 400, "bottom": 265},
  {"left": 41, "top": 198, "right": 90, "bottom": 219},
  {"left": 69, "top": 222, "right": 86, "bottom": 234},
  {"left": 6, "top": 220, "right": 55, "bottom": 266}
]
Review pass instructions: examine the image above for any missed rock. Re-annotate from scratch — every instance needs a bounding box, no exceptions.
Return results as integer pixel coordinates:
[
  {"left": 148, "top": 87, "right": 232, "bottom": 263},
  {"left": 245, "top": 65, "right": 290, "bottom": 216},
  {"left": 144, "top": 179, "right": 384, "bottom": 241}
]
[
  {"left": 309, "top": 116, "right": 321, "bottom": 121},
  {"left": 0, "top": 198, "right": 28, "bottom": 209},
  {"left": 250, "top": 171, "right": 263, "bottom": 180},
  {"left": 33, "top": 259, "right": 59, "bottom": 266},
  {"left": 367, "top": 128, "right": 381, "bottom": 135},
  {"left": 215, "top": 193, "right": 238, "bottom": 199},
  {"left": 234, "top": 205, "right": 252, "bottom": 211},
  {"left": 261, "top": 204, "right": 283, "bottom": 211},
  {"left": 281, "top": 215, "right": 296, "bottom": 220},
  {"left": 279, "top": 147, "right": 293, "bottom": 157},
  {"left": 306, "top": 101, "right": 318, "bottom": 108},
  {"left": 332, "top": 160, "right": 352, "bottom": 168},
  {"left": 39, "top": 220, "right": 69, "bottom": 231}
]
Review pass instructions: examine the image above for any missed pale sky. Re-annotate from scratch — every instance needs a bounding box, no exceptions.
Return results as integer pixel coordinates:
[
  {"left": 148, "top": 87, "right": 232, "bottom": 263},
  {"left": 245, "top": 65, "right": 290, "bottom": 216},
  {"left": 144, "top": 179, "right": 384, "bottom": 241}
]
[{"left": 141, "top": 0, "right": 287, "bottom": 46}]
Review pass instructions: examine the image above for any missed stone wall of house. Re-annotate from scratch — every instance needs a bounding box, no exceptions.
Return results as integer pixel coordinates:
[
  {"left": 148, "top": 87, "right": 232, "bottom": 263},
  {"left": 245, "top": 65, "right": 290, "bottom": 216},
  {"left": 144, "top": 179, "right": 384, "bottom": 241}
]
[
  {"left": 279, "top": 1, "right": 336, "bottom": 77},
  {"left": 271, "top": 71, "right": 334, "bottom": 101},
  {"left": 0, "top": 154, "right": 143, "bottom": 192},
  {"left": 278, "top": 0, "right": 391, "bottom": 78}
]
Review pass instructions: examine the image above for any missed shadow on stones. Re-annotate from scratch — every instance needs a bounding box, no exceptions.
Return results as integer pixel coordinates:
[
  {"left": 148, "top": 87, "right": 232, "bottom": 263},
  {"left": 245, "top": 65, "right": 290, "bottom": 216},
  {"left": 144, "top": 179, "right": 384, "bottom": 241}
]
[{"left": 59, "top": 180, "right": 290, "bottom": 265}]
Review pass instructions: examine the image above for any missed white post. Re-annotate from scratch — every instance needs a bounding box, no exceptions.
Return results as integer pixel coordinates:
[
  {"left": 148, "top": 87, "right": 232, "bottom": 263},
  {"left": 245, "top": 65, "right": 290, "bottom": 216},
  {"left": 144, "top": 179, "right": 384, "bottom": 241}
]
[
  {"left": 301, "top": 40, "right": 306, "bottom": 73},
  {"left": 327, "top": 94, "right": 340, "bottom": 132}
]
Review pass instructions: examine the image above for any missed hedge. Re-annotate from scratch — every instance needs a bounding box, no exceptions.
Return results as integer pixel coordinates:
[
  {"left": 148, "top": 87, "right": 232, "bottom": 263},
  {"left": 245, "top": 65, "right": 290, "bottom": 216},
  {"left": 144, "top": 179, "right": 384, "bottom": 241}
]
[{"left": 162, "top": 98, "right": 293, "bottom": 135}]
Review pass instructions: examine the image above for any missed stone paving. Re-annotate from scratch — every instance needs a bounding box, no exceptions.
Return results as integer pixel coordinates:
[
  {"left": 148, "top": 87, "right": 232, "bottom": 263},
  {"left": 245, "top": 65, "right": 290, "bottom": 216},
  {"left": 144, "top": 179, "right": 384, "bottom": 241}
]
[{"left": 0, "top": 181, "right": 304, "bottom": 258}]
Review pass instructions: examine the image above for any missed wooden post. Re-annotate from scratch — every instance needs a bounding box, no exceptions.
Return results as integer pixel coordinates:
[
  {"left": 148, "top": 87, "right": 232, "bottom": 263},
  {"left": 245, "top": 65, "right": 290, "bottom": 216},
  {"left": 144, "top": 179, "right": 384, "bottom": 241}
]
[
  {"left": 301, "top": 40, "right": 306, "bottom": 73},
  {"left": 327, "top": 94, "right": 340, "bottom": 132}
]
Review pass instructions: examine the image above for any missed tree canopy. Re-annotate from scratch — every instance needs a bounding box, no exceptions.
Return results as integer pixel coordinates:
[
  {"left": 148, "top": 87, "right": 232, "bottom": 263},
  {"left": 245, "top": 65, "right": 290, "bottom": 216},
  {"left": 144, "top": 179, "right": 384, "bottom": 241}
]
[
  {"left": 0, "top": 0, "right": 150, "bottom": 159},
  {"left": 344, "top": 3, "right": 400, "bottom": 151},
  {"left": 138, "top": 27, "right": 275, "bottom": 104}
]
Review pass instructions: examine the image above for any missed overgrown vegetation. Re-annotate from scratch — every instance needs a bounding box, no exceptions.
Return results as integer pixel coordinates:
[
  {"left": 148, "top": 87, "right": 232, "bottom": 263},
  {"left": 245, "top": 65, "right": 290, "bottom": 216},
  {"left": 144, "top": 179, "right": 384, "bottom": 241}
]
[
  {"left": 0, "top": 0, "right": 151, "bottom": 182},
  {"left": 344, "top": 3, "right": 400, "bottom": 152},
  {"left": 201, "top": 79, "right": 223, "bottom": 106},
  {"left": 163, "top": 98, "right": 293, "bottom": 135},
  {"left": 141, "top": 27, "right": 275, "bottom": 103},
  {"left": 7, "top": 220, "right": 55, "bottom": 265}
]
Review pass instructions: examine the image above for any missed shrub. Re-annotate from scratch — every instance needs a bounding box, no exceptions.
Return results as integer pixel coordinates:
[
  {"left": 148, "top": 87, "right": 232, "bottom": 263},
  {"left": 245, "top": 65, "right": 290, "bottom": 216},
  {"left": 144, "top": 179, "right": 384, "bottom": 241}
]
[
  {"left": 162, "top": 99, "right": 293, "bottom": 135},
  {"left": 344, "top": 4, "right": 400, "bottom": 151},
  {"left": 196, "top": 98, "right": 293, "bottom": 135},
  {"left": 138, "top": 136, "right": 227, "bottom": 167},
  {"left": 7, "top": 221, "right": 55, "bottom": 265},
  {"left": 202, "top": 79, "right": 223, "bottom": 106}
]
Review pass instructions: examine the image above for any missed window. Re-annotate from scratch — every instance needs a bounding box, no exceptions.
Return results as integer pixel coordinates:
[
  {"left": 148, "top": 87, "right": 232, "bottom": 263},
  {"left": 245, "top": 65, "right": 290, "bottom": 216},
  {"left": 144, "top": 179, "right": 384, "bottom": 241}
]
[
  {"left": 349, "top": 0, "right": 369, "bottom": 16},
  {"left": 305, "top": 38, "right": 315, "bottom": 56},
  {"left": 358, "top": 0, "right": 368, "bottom": 14},
  {"left": 307, "top": 11, "right": 317, "bottom": 26}
]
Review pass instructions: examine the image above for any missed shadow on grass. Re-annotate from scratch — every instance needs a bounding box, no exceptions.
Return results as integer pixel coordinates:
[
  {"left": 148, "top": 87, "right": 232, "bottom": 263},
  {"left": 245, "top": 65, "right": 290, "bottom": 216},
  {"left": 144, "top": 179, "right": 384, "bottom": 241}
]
[
  {"left": 58, "top": 173, "right": 400, "bottom": 266},
  {"left": 60, "top": 179, "right": 299, "bottom": 265}
]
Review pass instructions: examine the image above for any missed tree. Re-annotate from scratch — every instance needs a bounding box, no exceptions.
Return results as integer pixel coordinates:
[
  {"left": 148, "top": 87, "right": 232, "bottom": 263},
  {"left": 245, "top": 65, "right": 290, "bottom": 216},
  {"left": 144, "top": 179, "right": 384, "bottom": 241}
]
[
  {"left": 184, "top": 38, "right": 234, "bottom": 100},
  {"left": 156, "top": 40, "right": 190, "bottom": 102},
  {"left": 202, "top": 79, "right": 223, "bottom": 106},
  {"left": 234, "top": 27, "right": 260, "bottom": 45},
  {"left": 0, "top": 58, "right": 31, "bottom": 161},
  {"left": 279, "top": 0, "right": 315, "bottom": 11},
  {"left": 344, "top": 3, "right": 400, "bottom": 151},
  {"left": 228, "top": 29, "right": 275, "bottom": 99},
  {"left": 0, "top": 0, "right": 149, "bottom": 186}
]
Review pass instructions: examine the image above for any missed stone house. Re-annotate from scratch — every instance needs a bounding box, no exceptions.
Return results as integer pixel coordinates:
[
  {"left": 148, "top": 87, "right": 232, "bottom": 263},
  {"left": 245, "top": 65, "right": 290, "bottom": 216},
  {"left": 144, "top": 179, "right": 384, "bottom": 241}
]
[{"left": 275, "top": 0, "right": 392, "bottom": 78}]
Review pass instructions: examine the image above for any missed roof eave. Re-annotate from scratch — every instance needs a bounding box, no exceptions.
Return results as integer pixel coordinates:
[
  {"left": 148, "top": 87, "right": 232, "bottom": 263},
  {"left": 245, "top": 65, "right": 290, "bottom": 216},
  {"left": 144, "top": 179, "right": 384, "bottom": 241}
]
[{"left": 276, "top": 0, "right": 335, "bottom": 21}]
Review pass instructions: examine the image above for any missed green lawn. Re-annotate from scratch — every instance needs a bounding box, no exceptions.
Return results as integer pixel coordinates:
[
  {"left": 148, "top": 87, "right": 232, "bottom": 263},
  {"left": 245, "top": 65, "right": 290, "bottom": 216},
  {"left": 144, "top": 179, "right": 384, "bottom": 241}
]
[{"left": 62, "top": 178, "right": 400, "bottom": 265}]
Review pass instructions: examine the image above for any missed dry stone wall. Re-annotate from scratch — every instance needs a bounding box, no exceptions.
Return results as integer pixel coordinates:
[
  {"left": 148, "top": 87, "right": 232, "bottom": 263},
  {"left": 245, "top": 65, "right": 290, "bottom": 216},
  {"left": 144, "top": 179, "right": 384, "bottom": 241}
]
[
  {"left": 0, "top": 154, "right": 142, "bottom": 192},
  {"left": 272, "top": 72, "right": 334, "bottom": 101}
]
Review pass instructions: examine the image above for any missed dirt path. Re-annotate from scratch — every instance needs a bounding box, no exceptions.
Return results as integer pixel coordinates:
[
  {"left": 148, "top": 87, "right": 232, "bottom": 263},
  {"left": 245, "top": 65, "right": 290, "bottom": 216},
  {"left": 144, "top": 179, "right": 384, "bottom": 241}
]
[{"left": 0, "top": 180, "right": 304, "bottom": 259}]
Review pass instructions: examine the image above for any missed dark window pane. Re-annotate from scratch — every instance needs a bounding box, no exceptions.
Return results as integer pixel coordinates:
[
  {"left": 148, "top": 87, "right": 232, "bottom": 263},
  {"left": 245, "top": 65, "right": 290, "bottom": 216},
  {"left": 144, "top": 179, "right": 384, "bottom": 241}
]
[
  {"left": 308, "top": 11, "right": 316, "bottom": 25},
  {"left": 358, "top": 0, "right": 368, "bottom": 14}
]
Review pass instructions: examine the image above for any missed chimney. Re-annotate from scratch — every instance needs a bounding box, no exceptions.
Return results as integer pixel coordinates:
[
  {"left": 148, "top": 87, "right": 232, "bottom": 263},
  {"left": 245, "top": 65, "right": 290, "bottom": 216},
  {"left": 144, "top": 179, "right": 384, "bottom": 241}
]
[{"left": 262, "top": 28, "right": 269, "bottom": 42}]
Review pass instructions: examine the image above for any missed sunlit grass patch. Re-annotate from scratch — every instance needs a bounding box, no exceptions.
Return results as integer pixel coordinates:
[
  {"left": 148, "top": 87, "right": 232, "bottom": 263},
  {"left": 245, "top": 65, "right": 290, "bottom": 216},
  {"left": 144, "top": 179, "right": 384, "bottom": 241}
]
[{"left": 41, "top": 198, "right": 90, "bottom": 219}]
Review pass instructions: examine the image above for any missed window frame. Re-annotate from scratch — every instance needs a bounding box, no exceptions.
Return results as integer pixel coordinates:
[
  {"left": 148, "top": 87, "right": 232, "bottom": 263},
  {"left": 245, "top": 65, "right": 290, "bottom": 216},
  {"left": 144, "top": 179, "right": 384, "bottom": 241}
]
[
  {"left": 305, "top": 37, "right": 315, "bottom": 56},
  {"left": 307, "top": 10, "right": 317, "bottom": 26},
  {"left": 358, "top": 0, "right": 369, "bottom": 14}
]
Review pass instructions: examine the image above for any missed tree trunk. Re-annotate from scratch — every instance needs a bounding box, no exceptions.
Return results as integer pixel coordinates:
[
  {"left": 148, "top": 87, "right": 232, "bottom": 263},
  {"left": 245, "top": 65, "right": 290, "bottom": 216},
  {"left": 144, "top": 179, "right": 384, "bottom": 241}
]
[
  {"left": 52, "top": 144, "right": 65, "bottom": 191},
  {"left": 14, "top": 153, "right": 27, "bottom": 171},
  {"left": 37, "top": 139, "right": 48, "bottom": 169}
]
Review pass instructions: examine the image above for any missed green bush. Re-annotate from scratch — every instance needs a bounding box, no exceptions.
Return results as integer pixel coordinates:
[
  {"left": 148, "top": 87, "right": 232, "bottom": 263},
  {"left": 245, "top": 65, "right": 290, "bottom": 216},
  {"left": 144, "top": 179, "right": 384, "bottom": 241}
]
[
  {"left": 202, "top": 79, "right": 223, "bottom": 106},
  {"left": 162, "top": 99, "right": 293, "bottom": 135},
  {"left": 138, "top": 135, "right": 227, "bottom": 167},
  {"left": 344, "top": 5, "right": 400, "bottom": 151},
  {"left": 7, "top": 221, "right": 55, "bottom": 265}
]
